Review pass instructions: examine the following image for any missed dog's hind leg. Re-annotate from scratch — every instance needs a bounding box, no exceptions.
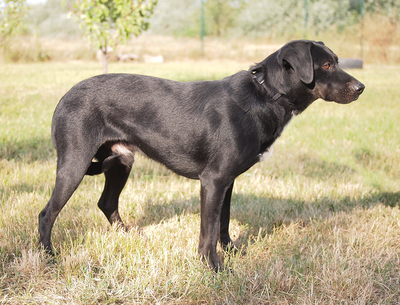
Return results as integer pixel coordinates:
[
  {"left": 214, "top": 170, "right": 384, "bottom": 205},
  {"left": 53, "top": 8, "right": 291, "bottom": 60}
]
[
  {"left": 97, "top": 144, "right": 135, "bottom": 227},
  {"left": 39, "top": 156, "right": 91, "bottom": 255}
]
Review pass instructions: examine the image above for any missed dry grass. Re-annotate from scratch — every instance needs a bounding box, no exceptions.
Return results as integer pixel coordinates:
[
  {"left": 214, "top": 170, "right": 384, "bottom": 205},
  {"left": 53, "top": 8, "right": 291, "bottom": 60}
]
[{"left": 0, "top": 61, "right": 399, "bottom": 304}]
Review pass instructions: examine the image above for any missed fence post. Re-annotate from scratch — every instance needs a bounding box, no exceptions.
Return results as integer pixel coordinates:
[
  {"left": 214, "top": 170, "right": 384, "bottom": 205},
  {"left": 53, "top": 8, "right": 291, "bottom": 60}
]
[
  {"left": 359, "top": 0, "right": 364, "bottom": 59},
  {"left": 201, "top": 0, "right": 205, "bottom": 57},
  {"left": 304, "top": 0, "right": 309, "bottom": 38}
]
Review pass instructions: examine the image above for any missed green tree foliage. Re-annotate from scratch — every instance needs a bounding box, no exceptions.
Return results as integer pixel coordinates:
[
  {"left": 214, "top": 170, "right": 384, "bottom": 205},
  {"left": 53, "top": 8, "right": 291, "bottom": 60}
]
[
  {"left": 149, "top": 0, "right": 199, "bottom": 37},
  {"left": 237, "top": 0, "right": 304, "bottom": 37},
  {"left": 237, "top": 0, "right": 400, "bottom": 38},
  {"left": 66, "top": 0, "right": 157, "bottom": 73},
  {"left": 204, "top": 0, "right": 245, "bottom": 37},
  {"left": 28, "top": 0, "right": 80, "bottom": 38},
  {"left": 145, "top": 0, "right": 400, "bottom": 39},
  {"left": 363, "top": 0, "right": 400, "bottom": 22},
  {"left": 237, "top": 0, "right": 358, "bottom": 37},
  {"left": 149, "top": 0, "right": 246, "bottom": 38},
  {"left": 0, "top": 0, "right": 27, "bottom": 48},
  {"left": 307, "top": 0, "right": 357, "bottom": 33}
]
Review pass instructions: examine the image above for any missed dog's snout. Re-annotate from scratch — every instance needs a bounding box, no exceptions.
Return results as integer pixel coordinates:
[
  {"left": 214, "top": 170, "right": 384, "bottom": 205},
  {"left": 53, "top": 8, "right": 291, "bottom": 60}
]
[{"left": 353, "top": 82, "right": 365, "bottom": 95}]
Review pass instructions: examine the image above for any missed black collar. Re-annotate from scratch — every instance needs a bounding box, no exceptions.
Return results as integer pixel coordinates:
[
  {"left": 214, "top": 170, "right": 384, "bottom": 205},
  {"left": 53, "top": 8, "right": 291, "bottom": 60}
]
[{"left": 251, "top": 70, "right": 282, "bottom": 101}]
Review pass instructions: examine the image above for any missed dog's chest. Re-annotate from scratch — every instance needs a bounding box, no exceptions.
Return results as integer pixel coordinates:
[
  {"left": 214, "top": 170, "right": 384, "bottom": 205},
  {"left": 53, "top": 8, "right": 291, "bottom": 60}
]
[
  {"left": 257, "top": 111, "right": 297, "bottom": 163},
  {"left": 258, "top": 144, "right": 274, "bottom": 162}
]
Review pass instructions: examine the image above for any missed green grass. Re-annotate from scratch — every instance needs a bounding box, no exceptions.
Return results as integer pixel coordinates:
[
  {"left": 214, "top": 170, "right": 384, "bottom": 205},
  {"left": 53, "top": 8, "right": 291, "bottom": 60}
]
[{"left": 0, "top": 60, "right": 400, "bottom": 304}]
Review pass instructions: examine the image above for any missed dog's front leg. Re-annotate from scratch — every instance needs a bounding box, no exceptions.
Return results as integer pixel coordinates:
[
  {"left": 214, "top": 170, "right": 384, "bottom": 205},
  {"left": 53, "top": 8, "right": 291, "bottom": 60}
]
[
  {"left": 198, "top": 178, "right": 232, "bottom": 271},
  {"left": 219, "top": 182, "right": 234, "bottom": 250}
]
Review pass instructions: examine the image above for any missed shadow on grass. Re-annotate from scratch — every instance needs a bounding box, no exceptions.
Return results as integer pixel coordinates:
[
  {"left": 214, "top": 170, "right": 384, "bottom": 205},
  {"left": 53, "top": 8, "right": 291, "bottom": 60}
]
[
  {"left": 230, "top": 191, "right": 400, "bottom": 240},
  {"left": 0, "top": 181, "right": 52, "bottom": 204},
  {"left": 296, "top": 154, "right": 356, "bottom": 179},
  {"left": 0, "top": 182, "right": 38, "bottom": 203},
  {"left": 0, "top": 136, "right": 54, "bottom": 162},
  {"left": 135, "top": 190, "right": 400, "bottom": 235},
  {"left": 24, "top": 187, "right": 399, "bottom": 259}
]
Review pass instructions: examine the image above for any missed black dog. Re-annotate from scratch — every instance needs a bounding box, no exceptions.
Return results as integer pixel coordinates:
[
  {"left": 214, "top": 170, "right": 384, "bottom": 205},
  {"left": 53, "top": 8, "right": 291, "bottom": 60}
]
[{"left": 39, "top": 40, "right": 364, "bottom": 270}]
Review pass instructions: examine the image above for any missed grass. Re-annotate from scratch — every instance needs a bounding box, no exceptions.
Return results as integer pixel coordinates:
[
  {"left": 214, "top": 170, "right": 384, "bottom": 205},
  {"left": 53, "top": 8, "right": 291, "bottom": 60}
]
[{"left": 0, "top": 59, "right": 399, "bottom": 304}]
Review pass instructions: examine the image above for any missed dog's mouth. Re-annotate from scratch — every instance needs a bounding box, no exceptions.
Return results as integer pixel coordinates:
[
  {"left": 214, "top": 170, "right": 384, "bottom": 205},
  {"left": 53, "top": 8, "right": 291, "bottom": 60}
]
[
  {"left": 340, "top": 93, "right": 361, "bottom": 104},
  {"left": 328, "top": 81, "right": 365, "bottom": 104}
]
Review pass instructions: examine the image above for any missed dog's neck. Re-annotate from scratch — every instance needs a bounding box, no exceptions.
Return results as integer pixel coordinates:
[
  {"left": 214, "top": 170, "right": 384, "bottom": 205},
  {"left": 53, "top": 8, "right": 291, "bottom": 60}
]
[
  {"left": 251, "top": 70, "right": 282, "bottom": 102},
  {"left": 251, "top": 69, "right": 316, "bottom": 116}
]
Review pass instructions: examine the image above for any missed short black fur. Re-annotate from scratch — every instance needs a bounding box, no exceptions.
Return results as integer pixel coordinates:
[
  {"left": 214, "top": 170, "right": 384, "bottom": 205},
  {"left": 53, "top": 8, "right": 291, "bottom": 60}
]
[{"left": 39, "top": 40, "right": 364, "bottom": 270}]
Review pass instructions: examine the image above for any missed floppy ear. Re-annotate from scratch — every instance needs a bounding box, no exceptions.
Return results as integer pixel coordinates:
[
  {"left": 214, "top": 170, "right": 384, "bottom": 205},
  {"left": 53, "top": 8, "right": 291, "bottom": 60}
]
[{"left": 277, "top": 41, "right": 314, "bottom": 84}]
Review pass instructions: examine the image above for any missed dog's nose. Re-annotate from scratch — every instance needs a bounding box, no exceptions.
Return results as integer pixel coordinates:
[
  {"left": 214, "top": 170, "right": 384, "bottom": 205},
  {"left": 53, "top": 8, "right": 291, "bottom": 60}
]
[{"left": 353, "top": 82, "right": 365, "bottom": 95}]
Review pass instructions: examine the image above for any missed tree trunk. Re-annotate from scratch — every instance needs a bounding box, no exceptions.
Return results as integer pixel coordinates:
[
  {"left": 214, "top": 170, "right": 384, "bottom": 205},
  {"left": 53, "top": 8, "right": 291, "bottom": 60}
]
[{"left": 101, "top": 47, "right": 108, "bottom": 74}]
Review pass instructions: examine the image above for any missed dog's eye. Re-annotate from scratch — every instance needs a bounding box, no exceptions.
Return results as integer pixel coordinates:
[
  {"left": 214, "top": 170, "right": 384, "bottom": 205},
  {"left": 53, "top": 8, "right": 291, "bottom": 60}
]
[{"left": 323, "top": 63, "right": 331, "bottom": 70}]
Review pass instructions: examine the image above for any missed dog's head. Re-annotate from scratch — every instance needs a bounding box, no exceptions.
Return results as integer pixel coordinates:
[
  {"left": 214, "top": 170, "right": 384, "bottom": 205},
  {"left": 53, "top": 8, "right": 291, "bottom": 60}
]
[{"left": 276, "top": 40, "right": 365, "bottom": 104}]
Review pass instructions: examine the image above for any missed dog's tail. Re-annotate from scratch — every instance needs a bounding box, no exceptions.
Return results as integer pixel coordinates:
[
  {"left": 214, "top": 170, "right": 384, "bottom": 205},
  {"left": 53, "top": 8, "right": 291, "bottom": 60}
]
[{"left": 85, "top": 161, "right": 103, "bottom": 176}]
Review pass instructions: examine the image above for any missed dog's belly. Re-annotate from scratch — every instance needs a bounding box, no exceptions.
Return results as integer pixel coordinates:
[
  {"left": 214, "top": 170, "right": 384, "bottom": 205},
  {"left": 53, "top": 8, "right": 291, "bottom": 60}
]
[
  {"left": 136, "top": 146, "right": 204, "bottom": 180},
  {"left": 104, "top": 141, "right": 203, "bottom": 180}
]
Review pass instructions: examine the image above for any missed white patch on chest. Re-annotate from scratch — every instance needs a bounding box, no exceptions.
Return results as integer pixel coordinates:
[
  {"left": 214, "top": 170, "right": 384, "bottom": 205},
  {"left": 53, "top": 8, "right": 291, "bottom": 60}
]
[
  {"left": 282, "top": 110, "right": 297, "bottom": 132},
  {"left": 257, "top": 111, "right": 297, "bottom": 163},
  {"left": 258, "top": 144, "right": 274, "bottom": 162}
]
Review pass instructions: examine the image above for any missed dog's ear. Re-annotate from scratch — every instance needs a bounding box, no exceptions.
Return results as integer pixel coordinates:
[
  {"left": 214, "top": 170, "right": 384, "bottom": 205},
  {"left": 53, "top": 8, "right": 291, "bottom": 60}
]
[
  {"left": 277, "top": 41, "right": 314, "bottom": 84},
  {"left": 250, "top": 62, "right": 265, "bottom": 82}
]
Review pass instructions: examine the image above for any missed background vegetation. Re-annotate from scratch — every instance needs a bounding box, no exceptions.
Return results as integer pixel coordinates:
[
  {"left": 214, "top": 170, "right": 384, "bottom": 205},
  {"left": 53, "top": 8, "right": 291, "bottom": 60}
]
[
  {"left": 1, "top": 0, "right": 400, "bottom": 64},
  {"left": 1, "top": 0, "right": 400, "bottom": 303}
]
